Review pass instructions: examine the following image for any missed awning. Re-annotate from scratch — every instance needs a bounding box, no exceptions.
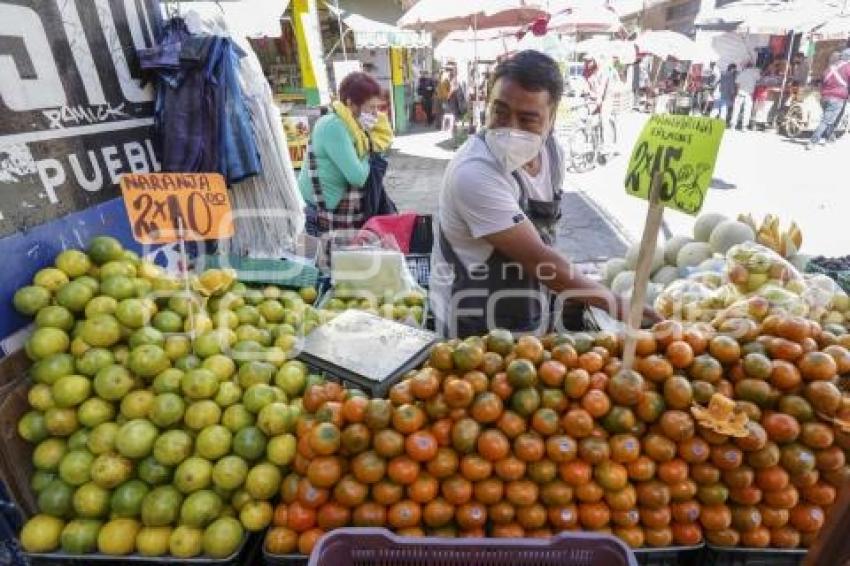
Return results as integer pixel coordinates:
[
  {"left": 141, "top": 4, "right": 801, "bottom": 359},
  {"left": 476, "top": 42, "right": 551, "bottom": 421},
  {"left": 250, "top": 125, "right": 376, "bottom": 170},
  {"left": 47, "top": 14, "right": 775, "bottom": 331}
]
[{"left": 328, "top": 6, "right": 431, "bottom": 49}]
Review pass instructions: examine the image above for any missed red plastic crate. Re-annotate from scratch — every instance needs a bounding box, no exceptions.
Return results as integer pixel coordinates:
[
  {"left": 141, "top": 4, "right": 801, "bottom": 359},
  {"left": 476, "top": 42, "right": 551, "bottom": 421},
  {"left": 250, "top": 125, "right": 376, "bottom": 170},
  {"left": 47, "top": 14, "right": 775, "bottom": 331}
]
[{"left": 306, "top": 528, "right": 638, "bottom": 566}]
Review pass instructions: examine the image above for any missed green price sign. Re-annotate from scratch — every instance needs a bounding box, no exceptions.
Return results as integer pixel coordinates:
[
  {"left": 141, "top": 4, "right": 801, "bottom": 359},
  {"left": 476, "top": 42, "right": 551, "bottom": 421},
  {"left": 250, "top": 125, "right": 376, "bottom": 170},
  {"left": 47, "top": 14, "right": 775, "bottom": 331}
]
[{"left": 624, "top": 115, "right": 725, "bottom": 215}]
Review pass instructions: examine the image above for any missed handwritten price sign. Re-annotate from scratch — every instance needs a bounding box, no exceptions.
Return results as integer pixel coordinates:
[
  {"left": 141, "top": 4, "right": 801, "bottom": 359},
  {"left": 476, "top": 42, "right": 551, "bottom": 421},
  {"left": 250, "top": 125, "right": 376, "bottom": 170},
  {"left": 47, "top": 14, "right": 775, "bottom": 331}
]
[
  {"left": 120, "top": 173, "right": 234, "bottom": 244},
  {"left": 624, "top": 115, "right": 725, "bottom": 215}
]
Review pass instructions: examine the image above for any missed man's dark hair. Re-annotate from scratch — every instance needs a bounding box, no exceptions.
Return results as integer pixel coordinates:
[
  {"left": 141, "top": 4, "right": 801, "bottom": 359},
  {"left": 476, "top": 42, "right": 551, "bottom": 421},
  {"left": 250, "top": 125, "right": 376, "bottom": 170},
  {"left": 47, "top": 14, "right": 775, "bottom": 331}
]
[{"left": 491, "top": 50, "right": 564, "bottom": 104}]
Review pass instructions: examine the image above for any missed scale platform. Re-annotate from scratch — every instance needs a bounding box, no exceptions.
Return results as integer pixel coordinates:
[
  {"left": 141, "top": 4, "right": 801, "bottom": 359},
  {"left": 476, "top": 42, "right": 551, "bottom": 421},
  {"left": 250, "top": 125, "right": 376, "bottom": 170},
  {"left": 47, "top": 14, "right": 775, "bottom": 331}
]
[{"left": 297, "top": 310, "right": 438, "bottom": 396}]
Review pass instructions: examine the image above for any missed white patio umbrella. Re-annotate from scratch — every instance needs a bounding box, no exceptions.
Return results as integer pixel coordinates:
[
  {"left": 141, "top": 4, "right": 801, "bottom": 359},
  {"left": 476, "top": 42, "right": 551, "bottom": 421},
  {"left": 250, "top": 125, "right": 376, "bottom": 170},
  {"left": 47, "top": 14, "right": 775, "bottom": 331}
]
[
  {"left": 435, "top": 28, "right": 518, "bottom": 61},
  {"left": 574, "top": 37, "right": 637, "bottom": 64},
  {"left": 547, "top": 5, "right": 622, "bottom": 34},
  {"left": 636, "top": 30, "right": 715, "bottom": 63},
  {"left": 397, "top": 0, "right": 545, "bottom": 32}
]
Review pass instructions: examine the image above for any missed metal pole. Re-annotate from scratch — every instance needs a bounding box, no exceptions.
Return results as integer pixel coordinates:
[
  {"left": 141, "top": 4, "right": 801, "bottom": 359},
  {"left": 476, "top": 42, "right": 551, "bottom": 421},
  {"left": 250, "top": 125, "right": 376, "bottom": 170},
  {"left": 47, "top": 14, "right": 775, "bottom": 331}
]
[
  {"left": 774, "top": 30, "right": 795, "bottom": 128},
  {"left": 334, "top": 0, "right": 347, "bottom": 58}
]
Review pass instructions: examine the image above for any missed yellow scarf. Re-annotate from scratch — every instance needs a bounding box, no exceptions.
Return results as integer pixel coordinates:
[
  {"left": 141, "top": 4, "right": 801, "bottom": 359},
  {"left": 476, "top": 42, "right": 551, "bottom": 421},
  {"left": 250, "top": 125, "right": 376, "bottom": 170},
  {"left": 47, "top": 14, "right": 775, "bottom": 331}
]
[{"left": 331, "top": 101, "right": 394, "bottom": 157}]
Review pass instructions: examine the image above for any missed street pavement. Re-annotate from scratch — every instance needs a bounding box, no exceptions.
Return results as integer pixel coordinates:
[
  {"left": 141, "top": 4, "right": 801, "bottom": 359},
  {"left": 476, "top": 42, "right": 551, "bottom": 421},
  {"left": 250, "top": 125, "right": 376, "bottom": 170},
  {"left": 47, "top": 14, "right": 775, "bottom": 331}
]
[
  {"left": 565, "top": 112, "right": 849, "bottom": 259},
  {"left": 384, "top": 125, "right": 628, "bottom": 271},
  {"left": 384, "top": 113, "right": 848, "bottom": 269}
]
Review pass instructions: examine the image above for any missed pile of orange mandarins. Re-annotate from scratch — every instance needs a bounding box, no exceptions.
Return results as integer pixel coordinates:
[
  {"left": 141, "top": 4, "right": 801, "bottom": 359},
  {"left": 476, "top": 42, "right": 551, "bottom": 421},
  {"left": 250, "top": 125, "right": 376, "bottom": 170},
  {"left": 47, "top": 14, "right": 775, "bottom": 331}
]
[{"left": 265, "top": 314, "right": 850, "bottom": 555}]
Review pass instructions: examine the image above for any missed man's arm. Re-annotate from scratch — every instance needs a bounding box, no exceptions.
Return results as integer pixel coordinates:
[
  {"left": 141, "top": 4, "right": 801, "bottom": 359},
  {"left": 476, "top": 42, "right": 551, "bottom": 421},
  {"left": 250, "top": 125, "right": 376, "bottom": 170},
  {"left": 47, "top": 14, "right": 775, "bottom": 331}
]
[{"left": 484, "top": 220, "right": 661, "bottom": 324}]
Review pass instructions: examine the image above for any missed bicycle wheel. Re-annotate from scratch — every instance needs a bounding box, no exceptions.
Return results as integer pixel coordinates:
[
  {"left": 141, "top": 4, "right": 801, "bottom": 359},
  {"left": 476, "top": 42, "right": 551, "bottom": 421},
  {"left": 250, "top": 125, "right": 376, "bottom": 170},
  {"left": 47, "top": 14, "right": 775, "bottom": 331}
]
[
  {"left": 780, "top": 104, "right": 804, "bottom": 138},
  {"left": 566, "top": 128, "right": 596, "bottom": 172}
]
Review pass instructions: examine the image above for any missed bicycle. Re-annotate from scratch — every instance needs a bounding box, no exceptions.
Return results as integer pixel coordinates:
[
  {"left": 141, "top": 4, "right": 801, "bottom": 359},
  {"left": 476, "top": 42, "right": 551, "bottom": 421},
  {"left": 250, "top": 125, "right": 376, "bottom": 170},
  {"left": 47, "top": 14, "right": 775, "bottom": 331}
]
[{"left": 559, "top": 100, "right": 618, "bottom": 172}]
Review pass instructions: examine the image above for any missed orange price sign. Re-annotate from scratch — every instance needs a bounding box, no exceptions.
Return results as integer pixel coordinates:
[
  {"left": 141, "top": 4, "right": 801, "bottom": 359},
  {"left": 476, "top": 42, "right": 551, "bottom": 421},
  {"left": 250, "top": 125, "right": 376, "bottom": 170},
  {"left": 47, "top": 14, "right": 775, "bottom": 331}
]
[{"left": 119, "top": 173, "right": 234, "bottom": 244}]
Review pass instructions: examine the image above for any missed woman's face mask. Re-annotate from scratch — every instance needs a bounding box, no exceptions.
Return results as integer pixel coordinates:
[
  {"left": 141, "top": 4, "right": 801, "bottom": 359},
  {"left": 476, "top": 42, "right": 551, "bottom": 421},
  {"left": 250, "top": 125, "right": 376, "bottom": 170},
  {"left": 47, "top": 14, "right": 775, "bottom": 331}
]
[
  {"left": 358, "top": 112, "right": 379, "bottom": 131},
  {"left": 485, "top": 128, "right": 544, "bottom": 172}
]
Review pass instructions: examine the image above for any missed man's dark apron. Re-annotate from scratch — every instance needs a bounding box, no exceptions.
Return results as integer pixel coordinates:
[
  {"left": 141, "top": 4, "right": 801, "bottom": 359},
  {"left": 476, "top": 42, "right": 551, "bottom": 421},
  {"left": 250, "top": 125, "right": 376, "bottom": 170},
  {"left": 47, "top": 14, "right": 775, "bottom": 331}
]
[{"left": 438, "top": 133, "right": 583, "bottom": 338}]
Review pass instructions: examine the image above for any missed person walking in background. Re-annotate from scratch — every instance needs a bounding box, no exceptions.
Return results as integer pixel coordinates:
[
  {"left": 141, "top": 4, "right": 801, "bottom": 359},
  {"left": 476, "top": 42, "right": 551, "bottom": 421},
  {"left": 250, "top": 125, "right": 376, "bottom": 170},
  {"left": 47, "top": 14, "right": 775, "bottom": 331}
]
[
  {"left": 417, "top": 70, "right": 436, "bottom": 125},
  {"left": 731, "top": 62, "right": 760, "bottom": 130},
  {"left": 711, "top": 63, "right": 737, "bottom": 124},
  {"left": 436, "top": 70, "right": 452, "bottom": 129},
  {"left": 298, "top": 72, "right": 394, "bottom": 235},
  {"left": 807, "top": 50, "right": 850, "bottom": 149},
  {"left": 791, "top": 52, "right": 810, "bottom": 87}
]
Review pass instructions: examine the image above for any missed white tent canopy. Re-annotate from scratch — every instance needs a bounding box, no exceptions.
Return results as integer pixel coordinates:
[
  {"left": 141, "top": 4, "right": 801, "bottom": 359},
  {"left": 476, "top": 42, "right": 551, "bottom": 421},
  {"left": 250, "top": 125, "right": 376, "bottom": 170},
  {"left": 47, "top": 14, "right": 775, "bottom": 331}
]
[
  {"left": 812, "top": 13, "right": 850, "bottom": 41},
  {"left": 636, "top": 30, "right": 718, "bottom": 63},
  {"left": 328, "top": 6, "right": 431, "bottom": 48},
  {"left": 696, "top": 0, "right": 843, "bottom": 34},
  {"left": 398, "top": 0, "right": 544, "bottom": 32}
]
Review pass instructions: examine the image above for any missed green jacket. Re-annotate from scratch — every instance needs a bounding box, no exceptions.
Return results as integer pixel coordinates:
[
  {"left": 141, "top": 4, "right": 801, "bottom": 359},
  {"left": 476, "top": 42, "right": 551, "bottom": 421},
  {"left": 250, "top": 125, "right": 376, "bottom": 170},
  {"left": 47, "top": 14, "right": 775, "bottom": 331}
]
[{"left": 298, "top": 113, "right": 370, "bottom": 210}]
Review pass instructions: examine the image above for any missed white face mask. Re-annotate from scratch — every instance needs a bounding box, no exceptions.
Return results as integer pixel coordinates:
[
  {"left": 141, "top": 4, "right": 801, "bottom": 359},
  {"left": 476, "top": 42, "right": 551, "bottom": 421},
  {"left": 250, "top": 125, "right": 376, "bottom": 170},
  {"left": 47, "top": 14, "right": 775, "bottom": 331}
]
[
  {"left": 484, "top": 128, "right": 544, "bottom": 172},
  {"left": 358, "top": 112, "right": 378, "bottom": 131}
]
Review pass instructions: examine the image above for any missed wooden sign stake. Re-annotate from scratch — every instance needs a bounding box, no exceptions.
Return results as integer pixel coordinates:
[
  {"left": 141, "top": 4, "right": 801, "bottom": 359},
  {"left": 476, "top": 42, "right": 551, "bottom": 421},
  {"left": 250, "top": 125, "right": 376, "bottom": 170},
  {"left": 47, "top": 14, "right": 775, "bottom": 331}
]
[{"left": 621, "top": 173, "right": 664, "bottom": 372}]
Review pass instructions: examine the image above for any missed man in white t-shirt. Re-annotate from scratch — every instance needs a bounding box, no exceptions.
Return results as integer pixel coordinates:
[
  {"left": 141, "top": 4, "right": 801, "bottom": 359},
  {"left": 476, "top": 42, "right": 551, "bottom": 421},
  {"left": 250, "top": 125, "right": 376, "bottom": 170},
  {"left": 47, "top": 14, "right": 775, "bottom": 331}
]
[
  {"left": 731, "top": 63, "right": 761, "bottom": 130},
  {"left": 430, "top": 50, "right": 659, "bottom": 338}
]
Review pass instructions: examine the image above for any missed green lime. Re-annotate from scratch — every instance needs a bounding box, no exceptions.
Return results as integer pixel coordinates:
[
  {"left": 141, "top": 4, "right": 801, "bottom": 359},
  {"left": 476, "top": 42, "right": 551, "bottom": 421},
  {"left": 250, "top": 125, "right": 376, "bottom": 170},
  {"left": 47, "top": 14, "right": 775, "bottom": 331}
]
[
  {"left": 183, "top": 400, "right": 221, "bottom": 431},
  {"left": 153, "top": 429, "right": 193, "bottom": 466},
  {"left": 129, "top": 327, "right": 165, "bottom": 349},
  {"left": 38, "top": 479, "right": 74, "bottom": 517},
  {"left": 34, "top": 268, "right": 69, "bottom": 292},
  {"left": 196, "top": 425, "right": 232, "bottom": 460},
  {"left": 60, "top": 518, "right": 102, "bottom": 554},
  {"left": 203, "top": 354, "right": 236, "bottom": 381},
  {"left": 93, "top": 364, "right": 134, "bottom": 401},
  {"left": 44, "top": 407, "right": 79, "bottom": 436},
  {"left": 174, "top": 457, "right": 213, "bottom": 494},
  {"left": 58, "top": 450, "right": 94, "bottom": 486},
  {"left": 212, "top": 456, "right": 248, "bottom": 490},
  {"left": 214, "top": 382, "right": 242, "bottom": 408},
  {"left": 78, "top": 398, "right": 115, "bottom": 429},
  {"left": 100, "top": 276, "right": 136, "bottom": 300},
  {"left": 120, "top": 389, "right": 155, "bottom": 420},
  {"left": 87, "top": 236, "right": 124, "bottom": 265},
  {"left": 18, "top": 410, "right": 49, "bottom": 443},
  {"left": 13, "top": 285, "right": 51, "bottom": 315},
  {"left": 32, "top": 438, "right": 68, "bottom": 471},
  {"left": 55, "top": 281, "right": 94, "bottom": 313},
  {"left": 150, "top": 393, "right": 185, "bottom": 428},
  {"left": 116, "top": 298, "right": 149, "bottom": 329},
  {"left": 31, "top": 353, "right": 75, "bottom": 385},
  {"left": 222, "top": 404, "right": 254, "bottom": 433},
  {"left": 137, "top": 456, "right": 173, "bottom": 486},
  {"left": 55, "top": 249, "right": 92, "bottom": 278},
  {"left": 152, "top": 368, "right": 184, "bottom": 394},
  {"left": 84, "top": 296, "right": 118, "bottom": 318},
  {"left": 81, "top": 314, "right": 121, "bottom": 347},
  {"left": 36, "top": 306, "right": 75, "bottom": 331},
  {"left": 232, "top": 426, "right": 266, "bottom": 461},
  {"left": 164, "top": 336, "right": 192, "bottom": 361},
  {"left": 111, "top": 479, "right": 150, "bottom": 518},
  {"left": 115, "top": 419, "right": 158, "bottom": 459},
  {"left": 128, "top": 345, "right": 170, "bottom": 379},
  {"left": 181, "top": 368, "right": 219, "bottom": 400},
  {"left": 73, "top": 482, "right": 111, "bottom": 519},
  {"left": 75, "top": 348, "right": 115, "bottom": 377},
  {"left": 87, "top": 422, "right": 119, "bottom": 455},
  {"left": 179, "top": 490, "right": 222, "bottom": 528},
  {"left": 52, "top": 375, "right": 92, "bottom": 408},
  {"left": 153, "top": 310, "right": 183, "bottom": 333},
  {"left": 26, "top": 327, "right": 70, "bottom": 361}
]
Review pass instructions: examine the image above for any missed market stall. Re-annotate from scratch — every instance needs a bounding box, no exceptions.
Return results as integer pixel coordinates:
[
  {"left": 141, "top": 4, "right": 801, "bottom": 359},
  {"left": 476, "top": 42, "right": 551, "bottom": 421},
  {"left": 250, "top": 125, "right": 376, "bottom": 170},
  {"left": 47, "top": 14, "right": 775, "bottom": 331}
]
[{"left": 4, "top": 3, "right": 850, "bottom": 566}]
